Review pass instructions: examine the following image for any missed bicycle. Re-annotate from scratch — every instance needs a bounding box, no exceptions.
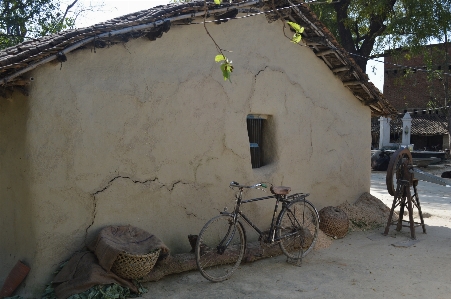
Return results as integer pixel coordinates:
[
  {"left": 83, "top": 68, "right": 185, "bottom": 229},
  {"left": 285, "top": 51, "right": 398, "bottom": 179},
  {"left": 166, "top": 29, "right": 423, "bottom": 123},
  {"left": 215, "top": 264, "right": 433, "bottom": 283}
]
[{"left": 195, "top": 181, "right": 319, "bottom": 282}]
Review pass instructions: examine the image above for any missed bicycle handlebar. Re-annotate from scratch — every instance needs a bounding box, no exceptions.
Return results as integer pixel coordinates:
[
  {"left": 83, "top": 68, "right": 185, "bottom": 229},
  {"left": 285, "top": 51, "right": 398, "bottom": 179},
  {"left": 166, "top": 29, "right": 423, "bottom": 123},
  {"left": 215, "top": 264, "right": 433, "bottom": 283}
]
[{"left": 230, "top": 181, "right": 268, "bottom": 189}]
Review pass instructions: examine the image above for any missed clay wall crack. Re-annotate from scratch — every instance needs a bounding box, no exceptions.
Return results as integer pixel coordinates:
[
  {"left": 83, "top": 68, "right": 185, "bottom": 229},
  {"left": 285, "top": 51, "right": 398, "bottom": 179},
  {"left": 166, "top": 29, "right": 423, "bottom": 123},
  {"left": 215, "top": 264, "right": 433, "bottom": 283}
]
[
  {"left": 83, "top": 176, "right": 158, "bottom": 245},
  {"left": 84, "top": 195, "right": 98, "bottom": 246},
  {"left": 183, "top": 206, "right": 197, "bottom": 218},
  {"left": 254, "top": 66, "right": 269, "bottom": 78},
  {"left": 162, "top": 180, "right": 191, "bottom": 192},
  {"left": 92, "top": 176, "right": 157, "bottom": 196},
  {"left": 253, "top": 65, "right": 306, "bottom": 93},
  {"left": 83, "top": 176, "right": 193, "bottom": 245}
]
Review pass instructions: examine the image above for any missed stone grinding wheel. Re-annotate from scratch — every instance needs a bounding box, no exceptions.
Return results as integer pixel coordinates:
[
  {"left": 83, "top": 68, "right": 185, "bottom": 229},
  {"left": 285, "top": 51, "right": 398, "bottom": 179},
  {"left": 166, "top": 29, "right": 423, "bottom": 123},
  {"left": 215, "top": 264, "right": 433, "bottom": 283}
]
[
  {"left": 318, "top": 206, "right": 349, "bottom": 239},
  {"left": 386, "top": 148, "right": 413, "bottom": 196}
]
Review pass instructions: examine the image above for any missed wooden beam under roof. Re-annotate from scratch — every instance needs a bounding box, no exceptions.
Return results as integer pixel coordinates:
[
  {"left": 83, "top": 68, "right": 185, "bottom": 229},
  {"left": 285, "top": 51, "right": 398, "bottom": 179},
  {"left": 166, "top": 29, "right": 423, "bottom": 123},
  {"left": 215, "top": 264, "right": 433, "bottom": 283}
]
[
  {"left": 332, "top": 66, "right": 350, "bottom": 73},
  {"left": 316, "top": 49, "right": 335, "bottom": 56},
  {"left": 343, "top": 81, "right": 362, "bottom": 86}
]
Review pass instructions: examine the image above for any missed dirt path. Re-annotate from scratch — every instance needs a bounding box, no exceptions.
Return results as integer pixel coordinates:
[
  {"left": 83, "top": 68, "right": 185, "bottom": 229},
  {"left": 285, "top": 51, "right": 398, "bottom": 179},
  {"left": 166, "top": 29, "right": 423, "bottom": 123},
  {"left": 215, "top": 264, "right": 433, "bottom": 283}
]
[
  {"left": 141, "top": 172, "right": 451, "bottom": 299},
  {"left": 143, "top": 219, "right": 451, "bottom": 299}
]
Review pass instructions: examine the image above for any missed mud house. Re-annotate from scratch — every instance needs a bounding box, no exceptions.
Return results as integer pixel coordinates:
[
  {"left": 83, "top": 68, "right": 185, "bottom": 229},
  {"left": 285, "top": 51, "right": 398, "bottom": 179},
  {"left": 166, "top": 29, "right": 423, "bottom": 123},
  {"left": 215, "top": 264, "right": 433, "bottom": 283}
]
[{"left": 0, "top": 0, "right": 396, "bottom": 296}]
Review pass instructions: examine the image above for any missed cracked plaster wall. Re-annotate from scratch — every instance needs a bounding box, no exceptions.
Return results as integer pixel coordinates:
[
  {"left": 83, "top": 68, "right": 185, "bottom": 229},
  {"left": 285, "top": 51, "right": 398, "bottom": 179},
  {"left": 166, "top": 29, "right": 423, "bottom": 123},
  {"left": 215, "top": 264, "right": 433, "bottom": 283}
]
[
  {"left": 0, "top": 93, "right": 37, "bottom": 293},
  {"left": 0, "top": 14, "right": 370, "bottom": 296}
]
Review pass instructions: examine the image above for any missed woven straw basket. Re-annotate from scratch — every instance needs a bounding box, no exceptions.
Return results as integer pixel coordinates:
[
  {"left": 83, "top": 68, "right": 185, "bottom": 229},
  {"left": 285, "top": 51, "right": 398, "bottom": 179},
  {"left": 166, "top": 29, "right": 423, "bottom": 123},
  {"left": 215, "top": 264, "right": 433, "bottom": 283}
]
[
  {"left": 319, "top": 206, "right": 349, "bottom": 239},
  {"left": 112, "top": 249, "right": 160, "bottom": 279}
]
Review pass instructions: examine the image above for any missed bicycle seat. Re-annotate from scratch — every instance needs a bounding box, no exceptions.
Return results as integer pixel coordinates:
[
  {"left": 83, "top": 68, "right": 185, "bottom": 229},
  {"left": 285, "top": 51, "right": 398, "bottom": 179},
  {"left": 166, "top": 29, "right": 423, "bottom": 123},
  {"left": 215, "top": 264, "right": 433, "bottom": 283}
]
[{"left": 270, "top": 186, "right": 291, "bottom": 195}]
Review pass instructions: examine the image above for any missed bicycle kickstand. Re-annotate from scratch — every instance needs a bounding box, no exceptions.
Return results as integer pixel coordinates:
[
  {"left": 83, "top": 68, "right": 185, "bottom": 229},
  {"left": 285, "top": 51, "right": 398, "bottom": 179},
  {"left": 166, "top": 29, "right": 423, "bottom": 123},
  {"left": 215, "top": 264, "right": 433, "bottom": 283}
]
[{"left": 286, "top": 253, "right": 303, "bottom": 267}]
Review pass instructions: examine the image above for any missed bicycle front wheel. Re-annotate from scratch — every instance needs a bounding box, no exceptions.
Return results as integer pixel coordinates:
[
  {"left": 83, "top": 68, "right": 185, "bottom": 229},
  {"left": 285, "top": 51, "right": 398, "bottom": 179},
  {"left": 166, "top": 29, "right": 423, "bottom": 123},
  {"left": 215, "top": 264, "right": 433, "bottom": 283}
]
[
  {"left": 195, "top": 214, "right": 246, "bottom": 282},
  {"left": 276, "top": 199, "right": 319, "bottom": 260}
]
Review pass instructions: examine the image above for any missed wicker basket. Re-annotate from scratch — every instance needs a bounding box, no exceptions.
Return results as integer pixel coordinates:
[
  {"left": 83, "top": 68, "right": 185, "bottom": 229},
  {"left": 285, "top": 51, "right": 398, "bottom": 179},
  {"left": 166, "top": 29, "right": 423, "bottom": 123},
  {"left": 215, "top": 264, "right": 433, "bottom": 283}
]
[
  {"left": 319, "top": 206, "right": 349, "bottom": 239},
  {"left": 111, "top": 249, "right": 160, "bottom": 279}
]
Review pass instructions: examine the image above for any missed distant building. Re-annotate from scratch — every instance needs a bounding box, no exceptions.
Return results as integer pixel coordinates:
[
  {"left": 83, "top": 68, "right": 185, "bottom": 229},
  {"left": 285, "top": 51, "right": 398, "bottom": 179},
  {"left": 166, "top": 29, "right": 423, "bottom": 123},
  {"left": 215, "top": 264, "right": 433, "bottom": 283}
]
[
  {"left": 384, "top": 42, "right": 451, "bottom": 110},
  {"left": 380, "top": 43, "right": 450, "bottom": 150},
  {"left": 371, "top": 113, "right": 449, "bottom": 150}
]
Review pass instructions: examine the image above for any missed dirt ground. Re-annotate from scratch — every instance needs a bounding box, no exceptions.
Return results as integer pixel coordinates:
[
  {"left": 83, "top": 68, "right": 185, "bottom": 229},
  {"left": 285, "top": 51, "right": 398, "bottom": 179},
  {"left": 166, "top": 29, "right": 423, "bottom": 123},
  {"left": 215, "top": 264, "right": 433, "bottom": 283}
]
[
  {"left": 418, "top": 162, "right": 451, "bottom": 176},
  {"left": 141, "top": 164, "right": 451, "bottom": 299}
]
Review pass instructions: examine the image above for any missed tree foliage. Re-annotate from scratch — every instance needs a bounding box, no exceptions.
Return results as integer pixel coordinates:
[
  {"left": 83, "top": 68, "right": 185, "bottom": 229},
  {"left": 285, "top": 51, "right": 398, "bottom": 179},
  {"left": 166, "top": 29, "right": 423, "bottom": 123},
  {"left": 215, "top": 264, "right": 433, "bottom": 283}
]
[
  {"left": 309, "top": 0, "right": 451, "bottom": 71},
  {"left": 0, "top": 0, "right": 78, "bottom": 49},
  {"left": 309, "top": 1, "right": 451, "bottom": 147}
]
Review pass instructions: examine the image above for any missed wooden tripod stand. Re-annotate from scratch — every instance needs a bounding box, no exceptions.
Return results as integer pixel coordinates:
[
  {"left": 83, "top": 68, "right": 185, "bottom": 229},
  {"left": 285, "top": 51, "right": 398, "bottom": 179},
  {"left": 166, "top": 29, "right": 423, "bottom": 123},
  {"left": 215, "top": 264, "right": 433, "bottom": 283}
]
[{"left": 384, "top": 148, "right": 426, "bottom": 240}]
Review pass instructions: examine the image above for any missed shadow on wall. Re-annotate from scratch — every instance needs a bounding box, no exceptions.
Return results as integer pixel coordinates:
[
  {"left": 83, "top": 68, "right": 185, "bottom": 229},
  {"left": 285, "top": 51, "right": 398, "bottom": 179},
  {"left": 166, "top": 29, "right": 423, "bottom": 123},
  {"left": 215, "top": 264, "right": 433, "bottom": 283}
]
[{"left": 0, "top": 92, "right": 35, "bottom": 295}]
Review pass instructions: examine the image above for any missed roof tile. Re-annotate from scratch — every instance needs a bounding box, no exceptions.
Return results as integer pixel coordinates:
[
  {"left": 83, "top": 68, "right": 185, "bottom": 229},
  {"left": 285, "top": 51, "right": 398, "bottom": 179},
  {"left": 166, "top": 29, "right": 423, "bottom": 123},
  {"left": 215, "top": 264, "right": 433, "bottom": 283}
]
[
  {"left": 0, "top": 0, "right": 396, "bottom": 116},
  {"left": 371, "top": 114, "right": 448, "bottom": 135}
]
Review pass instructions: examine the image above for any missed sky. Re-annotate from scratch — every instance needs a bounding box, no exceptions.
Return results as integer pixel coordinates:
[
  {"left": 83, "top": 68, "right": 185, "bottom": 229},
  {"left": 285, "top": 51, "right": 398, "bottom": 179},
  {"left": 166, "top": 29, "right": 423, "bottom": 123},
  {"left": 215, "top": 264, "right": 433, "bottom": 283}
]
[
  {"left": 75, "top": 0, "right": 168, "bottom": 27},
  {"left": 74, "top": 0, "right": 385, "bottom": 91}
]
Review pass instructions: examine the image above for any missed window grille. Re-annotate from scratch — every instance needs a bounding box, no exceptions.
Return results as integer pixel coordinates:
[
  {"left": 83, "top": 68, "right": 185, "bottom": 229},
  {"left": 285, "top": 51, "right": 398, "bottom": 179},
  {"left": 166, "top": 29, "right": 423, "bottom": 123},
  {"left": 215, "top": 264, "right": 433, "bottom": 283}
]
[{"left": 247, "top": 115, "right": 264, "bottom": 168}]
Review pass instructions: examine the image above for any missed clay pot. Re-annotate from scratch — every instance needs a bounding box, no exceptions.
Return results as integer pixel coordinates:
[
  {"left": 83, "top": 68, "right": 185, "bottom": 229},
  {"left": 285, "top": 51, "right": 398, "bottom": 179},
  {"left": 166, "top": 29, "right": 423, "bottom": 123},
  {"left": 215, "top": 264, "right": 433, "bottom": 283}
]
[{"left": 0, "top": 261, "right": 30, "bottom": 299}]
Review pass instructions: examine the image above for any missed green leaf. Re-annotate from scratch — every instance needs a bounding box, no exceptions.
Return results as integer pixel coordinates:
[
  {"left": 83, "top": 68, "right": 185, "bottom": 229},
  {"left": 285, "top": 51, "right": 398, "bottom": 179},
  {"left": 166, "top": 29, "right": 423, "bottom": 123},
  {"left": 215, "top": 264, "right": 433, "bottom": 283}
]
[
  {"left": 326, "top": 0, "right": 332, "bottom": 3},
  {"left": 220, "top": 64, "right": 229, "bottom": 80},
  {"left": 220, "top": 62, "right": 233, "bottom": 81},
  {"left": 287, "top": 21, "right": 302, "bottom": 32},
  {"left": 215, "top": 54, "right": 226, "bottom": 62},
  {"left": 292, "top": 33, "right": 302, "bottom": 44},
  {"left": 287, "top": 22, "right": 304, "bottom": 43},
  {"left": 214, "top": 0, "right": 221, "bottom": 4}
]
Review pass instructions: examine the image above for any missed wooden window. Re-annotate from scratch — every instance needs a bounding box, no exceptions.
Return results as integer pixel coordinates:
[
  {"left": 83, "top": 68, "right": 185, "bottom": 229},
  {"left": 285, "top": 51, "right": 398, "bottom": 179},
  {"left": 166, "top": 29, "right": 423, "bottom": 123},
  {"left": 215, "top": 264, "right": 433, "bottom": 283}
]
[{"left": 246, "top": 115, "right": 269, "bottom": 168}]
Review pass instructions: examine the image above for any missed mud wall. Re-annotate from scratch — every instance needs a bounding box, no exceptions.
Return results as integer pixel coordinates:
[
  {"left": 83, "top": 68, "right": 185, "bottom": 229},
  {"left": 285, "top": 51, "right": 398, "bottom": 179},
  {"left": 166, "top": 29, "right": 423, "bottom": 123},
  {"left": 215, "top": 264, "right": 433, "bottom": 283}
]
[{"left": 0, "top": 14, "right": 370, "bottom": 296}]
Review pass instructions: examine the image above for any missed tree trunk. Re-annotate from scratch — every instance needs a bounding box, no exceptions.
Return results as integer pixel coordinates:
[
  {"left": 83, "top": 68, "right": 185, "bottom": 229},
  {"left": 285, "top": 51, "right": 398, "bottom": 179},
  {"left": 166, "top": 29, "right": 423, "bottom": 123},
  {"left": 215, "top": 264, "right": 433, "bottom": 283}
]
[{"left": 333, "top": 0, "right": 397, "bottom": 72}]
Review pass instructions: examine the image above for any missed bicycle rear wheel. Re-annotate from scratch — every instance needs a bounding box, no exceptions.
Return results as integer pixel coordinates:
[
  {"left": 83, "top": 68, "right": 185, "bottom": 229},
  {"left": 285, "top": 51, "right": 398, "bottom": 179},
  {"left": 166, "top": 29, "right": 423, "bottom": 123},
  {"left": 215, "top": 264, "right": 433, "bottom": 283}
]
[
  {"left": 195, "top": 214, "right": 246, "bottom": 282},
  {"left": 276, "top": 199, "right": 319, "bottom": 260}
]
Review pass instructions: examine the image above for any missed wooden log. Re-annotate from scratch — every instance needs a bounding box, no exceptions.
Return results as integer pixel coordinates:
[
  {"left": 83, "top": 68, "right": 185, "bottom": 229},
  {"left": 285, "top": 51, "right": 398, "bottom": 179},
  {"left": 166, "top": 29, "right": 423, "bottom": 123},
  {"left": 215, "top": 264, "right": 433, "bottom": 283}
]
[{"left": 142, "top": 241, "right": 284, "bottom": 282}]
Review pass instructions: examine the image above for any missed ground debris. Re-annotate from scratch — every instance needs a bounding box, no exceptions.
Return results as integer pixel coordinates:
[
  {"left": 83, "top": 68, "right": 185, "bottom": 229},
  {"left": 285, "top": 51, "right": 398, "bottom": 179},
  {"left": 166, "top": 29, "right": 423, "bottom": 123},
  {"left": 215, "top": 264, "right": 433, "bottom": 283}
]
[
  {"left": 338, "top": 192, "right": 397, "bottom": 232},
  {"left": 314, "top": 229, "right": 333, "bottom": 250}
]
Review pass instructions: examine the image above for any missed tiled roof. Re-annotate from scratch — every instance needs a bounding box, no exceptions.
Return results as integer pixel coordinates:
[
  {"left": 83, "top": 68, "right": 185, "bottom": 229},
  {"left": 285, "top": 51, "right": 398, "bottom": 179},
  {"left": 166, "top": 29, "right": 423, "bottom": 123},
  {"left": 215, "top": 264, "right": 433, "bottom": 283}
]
[
  {"left": 0, "top": 0, "right": 397, "bottom": 116},
  {"left": 371, "top": 113, "right": 449, "bottom": 135}
]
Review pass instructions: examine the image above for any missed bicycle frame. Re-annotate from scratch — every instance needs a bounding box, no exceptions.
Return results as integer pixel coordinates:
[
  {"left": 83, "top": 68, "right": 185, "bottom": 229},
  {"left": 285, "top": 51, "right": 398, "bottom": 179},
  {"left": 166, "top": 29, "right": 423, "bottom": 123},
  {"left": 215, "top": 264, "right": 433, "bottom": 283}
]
[
  {"left": 195, "top": 182, "right": 319, "bottom": 282},
  {"left": 222, "top": 185, "right": 308, "bottom": 245},
  {"left": 216, "top": 219, "right": 238, "bottom": 254}
]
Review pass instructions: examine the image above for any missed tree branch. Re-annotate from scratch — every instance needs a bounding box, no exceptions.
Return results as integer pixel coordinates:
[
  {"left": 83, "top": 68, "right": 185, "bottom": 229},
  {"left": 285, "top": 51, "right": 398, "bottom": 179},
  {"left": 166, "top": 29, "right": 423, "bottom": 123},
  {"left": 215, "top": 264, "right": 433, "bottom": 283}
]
[
  {"left": 335, "top": 0, "right": 397, "bottom": 70},
  {"left": 333, "top": 0, "right": 356, "bottom": 53},
  {"left": 61, "top": 0, "right": 79, "bottom": 22}
]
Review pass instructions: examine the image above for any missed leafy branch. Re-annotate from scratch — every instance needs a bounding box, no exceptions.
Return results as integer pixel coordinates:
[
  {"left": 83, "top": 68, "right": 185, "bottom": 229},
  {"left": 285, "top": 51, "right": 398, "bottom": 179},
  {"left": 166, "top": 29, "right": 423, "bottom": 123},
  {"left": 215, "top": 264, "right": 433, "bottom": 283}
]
[
  {"left": 271, "top": 0, "right": 304, "bottom": 45},
  {"left": 287, "top": 21, "right": 305, "bottom": 43},
  {"left": 215, "top": 54, "right": 234, "bottom": 81},
  {"left": 203, "top": 0, "right": 234, "bottom": 81}
]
